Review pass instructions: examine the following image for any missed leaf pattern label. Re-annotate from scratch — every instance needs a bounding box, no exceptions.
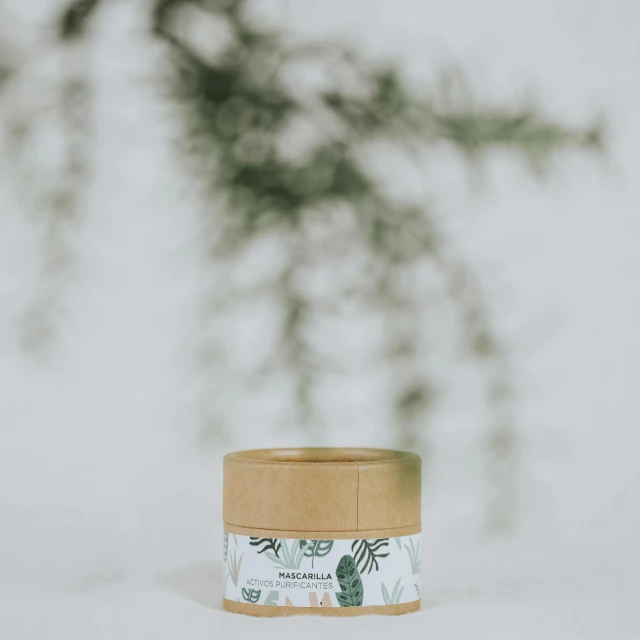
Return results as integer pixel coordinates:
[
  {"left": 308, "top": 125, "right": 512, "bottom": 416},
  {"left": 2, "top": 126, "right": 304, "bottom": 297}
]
[{"left": 223, "top": 532, "right": 421, "bottom": 608}]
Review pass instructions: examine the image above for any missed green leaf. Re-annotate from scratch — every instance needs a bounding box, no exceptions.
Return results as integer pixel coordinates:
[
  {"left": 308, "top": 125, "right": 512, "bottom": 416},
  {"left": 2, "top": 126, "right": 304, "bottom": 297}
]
[
  {"left": 249, "top": 537, "right": 281, "bottom": 557},
  {"left": 241, "top": 588, "right": 261, "bottom": 604},
  {"left": 335, "top": 555, "right": 363, "bottom": 607},
  {"left": 264, "top": 590, "right": 279, "bottom": 606},
  {"left": 265, "top": 539, "right": 309, "bottom": 569},
  {"left": 280, "top": 539, "right": 292, "bottom": 567},
  {"left": 292, "top": 540, "right": 309, "bottom": 567},
  {"left": 351, "top": 539, "right": 390, "bottom": 574},
  {"left": 391, "top": 577, "right": 401, "bottom": 602},
  {"left": 404, "top": 538, "right": 421, "bottom": 575},
  {"left": 300, "top": 540, "right": 334, "bottom": 567},
  {"left": 381, "top": 578, "right": 403, "bottom": 605}
]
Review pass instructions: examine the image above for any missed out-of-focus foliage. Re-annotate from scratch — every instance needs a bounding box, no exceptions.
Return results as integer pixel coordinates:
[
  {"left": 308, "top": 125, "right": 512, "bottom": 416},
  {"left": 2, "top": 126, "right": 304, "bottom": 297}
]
[
  {"left": 0, "top": 11, "right": 93, "bottom": 353},
  {"left": 1, "top": 0, "right": 603, "bottom": 530},
  {"left": 58, "top": 0, "right": 102, "bottom": 40}
]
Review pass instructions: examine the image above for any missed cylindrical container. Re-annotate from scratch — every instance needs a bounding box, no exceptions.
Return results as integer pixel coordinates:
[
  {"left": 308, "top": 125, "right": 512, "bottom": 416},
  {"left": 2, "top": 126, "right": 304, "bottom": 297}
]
[{"left": 223, "top": 448, "right": 421, "bottom": 616}]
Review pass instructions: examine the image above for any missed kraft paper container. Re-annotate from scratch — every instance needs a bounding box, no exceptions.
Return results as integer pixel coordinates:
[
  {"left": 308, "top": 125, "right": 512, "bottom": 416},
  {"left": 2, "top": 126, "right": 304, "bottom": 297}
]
[{"left": 223, "top": 448, "right": 422, "bottom": 616}]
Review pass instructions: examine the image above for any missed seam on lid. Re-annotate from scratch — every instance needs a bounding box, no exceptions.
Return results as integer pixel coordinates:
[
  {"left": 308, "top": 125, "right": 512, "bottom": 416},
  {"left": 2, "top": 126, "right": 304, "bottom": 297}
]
[{"left": 223, "top": 523, "right": 421, "bottom": 534}]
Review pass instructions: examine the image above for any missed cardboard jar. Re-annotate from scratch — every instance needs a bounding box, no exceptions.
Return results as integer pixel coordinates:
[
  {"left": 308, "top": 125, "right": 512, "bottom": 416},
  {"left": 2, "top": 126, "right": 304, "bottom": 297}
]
[{"left": 223, "top": 448, "right": 421, "bottom": 616}]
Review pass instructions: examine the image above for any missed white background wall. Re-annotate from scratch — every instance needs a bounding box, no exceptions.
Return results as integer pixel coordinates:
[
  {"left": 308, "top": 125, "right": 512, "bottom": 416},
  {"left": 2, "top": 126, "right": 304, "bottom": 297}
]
[{"left": 0, "top": 0, "right": 639, "bottom": 636}]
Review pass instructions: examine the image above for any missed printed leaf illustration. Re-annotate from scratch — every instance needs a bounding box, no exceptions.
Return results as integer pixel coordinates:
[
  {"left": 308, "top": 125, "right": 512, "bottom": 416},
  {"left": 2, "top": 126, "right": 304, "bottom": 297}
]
[
  {"left": 264, "top": 539, "right": 309, "bottom": 570},
  {"left": 351, "top": 539, "right": 390, "bottom": 574},
  {"left": 415, "top": 583, "right": 420, "bottom": 598},
  {"left": 241, "top": 588, "right": 261, "bottom": 604},
  {"left": 300, "top": 540, "right": 334, "bottom": 567},
  {"left": 227, "top": 549, "right": 243, "bottom": 586},
  {"left": 249, "top": 537, "right": 281, "bottom": 558},
  {"left": 309, "top": 592, "right": 333, "bottom": 607},
  {"left": 335, "top": 555, "right": 364, "bottom": 607},
  {"left": 285, "top": 597, "right": 294, "bottom": 607},
  {"left": 394, "top": 538, "right": 402, "bottom": 550},
  {"left": 381, "top": 578, "right": 404, "bottom": 605},
  {"left": 404, "top": 538, "right": 421, "bottom": 575},
  {"left": 264, "top": 590, "right": 279, "bottom": 606},
  {"left": 381, "top": 582, "right": 391, "bottom": 605},
  {"left": 223, "top": 532, "right": 229, "bottom": 562}
]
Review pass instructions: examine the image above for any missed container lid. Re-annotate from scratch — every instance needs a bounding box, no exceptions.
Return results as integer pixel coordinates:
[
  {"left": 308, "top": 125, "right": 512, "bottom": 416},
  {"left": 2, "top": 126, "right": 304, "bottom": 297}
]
[{"left": 223, "top": 448, "right": 421, "bottom": 532}]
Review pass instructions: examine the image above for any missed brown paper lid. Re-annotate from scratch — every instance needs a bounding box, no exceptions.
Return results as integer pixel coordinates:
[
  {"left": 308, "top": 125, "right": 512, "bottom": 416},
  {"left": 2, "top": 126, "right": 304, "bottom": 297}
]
[{"left": 223, "top": 448, "right": 421, "bottom": 533}]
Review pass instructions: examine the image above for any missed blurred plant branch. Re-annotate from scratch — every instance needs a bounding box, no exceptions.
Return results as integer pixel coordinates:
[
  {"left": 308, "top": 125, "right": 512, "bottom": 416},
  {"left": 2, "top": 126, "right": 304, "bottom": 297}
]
[
  {"left": 1, "top": 0, "right": 603, "bottom": 531},
  {"left": 58, "top": 0, "right": 103, "bottom": 40},
  {"left": 0, "top": 2, "right": 97, "bottom": 353},
  {"left": 149, "top": 0, "right": 600, "bottom": 531}
]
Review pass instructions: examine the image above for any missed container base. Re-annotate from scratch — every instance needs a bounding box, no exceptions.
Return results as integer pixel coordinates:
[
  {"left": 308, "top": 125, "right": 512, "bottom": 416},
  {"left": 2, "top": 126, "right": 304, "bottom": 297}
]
[{"left": 223, "top": 599, "right": 420, "bottom": 617}]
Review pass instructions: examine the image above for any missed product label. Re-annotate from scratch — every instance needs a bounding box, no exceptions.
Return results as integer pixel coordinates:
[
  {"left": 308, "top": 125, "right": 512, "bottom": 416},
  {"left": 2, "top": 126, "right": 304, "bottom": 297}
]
[{"left": 223, "top": 532, "right": 421, "bottom": 608}]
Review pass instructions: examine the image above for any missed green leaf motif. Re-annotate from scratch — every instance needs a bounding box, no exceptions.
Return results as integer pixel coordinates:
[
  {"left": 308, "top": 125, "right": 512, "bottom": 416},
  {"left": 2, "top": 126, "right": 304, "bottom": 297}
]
[
  {"left": 351, "top": 539, "right": 390, "bottom": 574},
  {"left": 223, "top": 532, "right": 229, "bottom": 562},
  {"left": 241, "top": 588, "right": 261, "bottom": 604},
  {"left": 300, "top": 539, "right": 334, "bottom": 567},
  {"left": 249, "top": 537, "right": 281, "bottom": 557},
  {"left": 404, "top": 538, "right": 421, "bottom": 575},
  {"left": 335, "top": 555, "right": 363, "bottom": 607},
  {"left": 265, "top": 539, "right": 309, "bottom": 570},
  {"left": 264, "top": 590, "right": 279, "bottom": 606},
  {"left": 227, "top": 549, "right": 243, "bottom": 586},
  {"left": 381, "top": 578, "right": 404, "bottom": 605}
]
